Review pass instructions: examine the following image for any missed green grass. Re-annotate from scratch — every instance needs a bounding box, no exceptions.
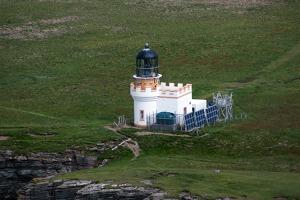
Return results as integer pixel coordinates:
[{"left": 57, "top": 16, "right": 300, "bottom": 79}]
[
  {"left": 1, "top": 0, "right": 300, "bottom": 199},
  {"left": 59, "top": 125, "right": 300, "bottom": 198},
  {"left": 59, "top": 153, "right": 300, "bottom": 199}
]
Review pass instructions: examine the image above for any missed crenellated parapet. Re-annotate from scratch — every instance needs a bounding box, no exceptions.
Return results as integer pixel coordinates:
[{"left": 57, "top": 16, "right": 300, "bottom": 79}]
[
  {"left": 159, "top": 82, "right": 192, "bottom": 98},
  {"left": 130, "top": 82, "right": 161, "bottom": 98}
]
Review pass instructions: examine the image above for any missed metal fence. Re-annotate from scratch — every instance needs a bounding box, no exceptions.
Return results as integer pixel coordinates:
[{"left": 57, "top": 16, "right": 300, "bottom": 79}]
[{"left": 147, "top": 113, "right": 185, "bottom": 131}]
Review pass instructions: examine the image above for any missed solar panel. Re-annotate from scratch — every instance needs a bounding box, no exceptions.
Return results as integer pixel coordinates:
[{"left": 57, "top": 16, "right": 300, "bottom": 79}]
[
  {"left": 195, "top": 109, "right": 205, "bottom": 128},
  {"left": 205, "top": 105, "right": 218, "bottom": 124},
  {"left": 184, "top": 112, "right": 195, "bottom": 131}
]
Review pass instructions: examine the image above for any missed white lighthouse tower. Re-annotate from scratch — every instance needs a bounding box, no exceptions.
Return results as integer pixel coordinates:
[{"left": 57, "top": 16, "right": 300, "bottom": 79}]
[
  {"left": 130, "top": 44, "right": 207, "bottom": 129},
  {"left": 130, "top": 43, "right": 161, "bottom": 127}
]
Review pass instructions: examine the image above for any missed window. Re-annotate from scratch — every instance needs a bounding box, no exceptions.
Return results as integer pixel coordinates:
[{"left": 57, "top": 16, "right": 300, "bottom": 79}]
[
  {"left": 184, "top": 107, "right": 187, "bottom": 115},
  {"left": 140, "top": 110, "right": 144, "bottom": 121}
]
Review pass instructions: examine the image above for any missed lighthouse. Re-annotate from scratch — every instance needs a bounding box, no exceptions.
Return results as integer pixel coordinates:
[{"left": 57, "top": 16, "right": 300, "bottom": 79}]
[
  {"left": 130, "top": 43, "right": 161, "bottom": 127},
  {"left": 130, "top": 44, "right": 207, "bottom": 129}
]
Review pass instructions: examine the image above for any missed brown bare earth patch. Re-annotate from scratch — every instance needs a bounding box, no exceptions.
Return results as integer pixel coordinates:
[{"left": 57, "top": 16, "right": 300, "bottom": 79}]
[
  {"left": 38, "top": 16, "right": 79, "bottom": 25},
  {"left": 130, "top": 0, "right": 280, "bottom": 8},
  {"left": 0, "top": 25, "right": 65, "bottom": 41},
  {"left": 0, "top": 16, "right": 80, "bottom": 41},
  {"left": 0, "top": 136, "right": 10, "bottom": 140},
  {"left": 200, "top": 0, "right": 275, "bottom": 7},
  {"left": 37, "top": 0, "right": 85, "bottom": 2},
  {"left": 27, "top": 133, "right": 55, "bottom": 137}
]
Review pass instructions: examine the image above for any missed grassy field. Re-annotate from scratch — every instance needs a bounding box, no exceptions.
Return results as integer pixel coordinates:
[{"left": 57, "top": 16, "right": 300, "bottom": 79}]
[{"left": 0, "top": 0, "right": 300, "bottom": 199}]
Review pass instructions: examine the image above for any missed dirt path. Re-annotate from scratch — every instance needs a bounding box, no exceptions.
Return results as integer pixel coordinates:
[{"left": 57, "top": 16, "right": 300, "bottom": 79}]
[
  {"left": 104, "top": 126, "right": 200, "bottom": 158},
  {"left": 260, "top": 42, "right": 300, "bottom": 73},
  {"left": 104, "top": 126, "right": 141, "bottom": 159},
  {"left": 104, "top": 126, "right": 122, "bottom": 135},
  {"left": 122, "top": 139, "right": 140, "bottom": 160},
  {"left": 0, "top": 105, "right": 57, "bottom": 119},
  {"left": 221, "top": 42, "right": 300, "bottom": 90}
]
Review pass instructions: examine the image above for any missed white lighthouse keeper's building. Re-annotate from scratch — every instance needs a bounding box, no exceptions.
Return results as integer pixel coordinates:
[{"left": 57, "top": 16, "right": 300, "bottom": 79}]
[{"left": 130, "top": 44, "right": 207, "bottom": 128}]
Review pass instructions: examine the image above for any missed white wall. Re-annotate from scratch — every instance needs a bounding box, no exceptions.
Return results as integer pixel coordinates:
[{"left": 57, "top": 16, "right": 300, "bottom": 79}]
[
  {"left": 132, "top": 96, "right": 158, "bottom": 127},
  {"left": 156, "top": 97, "right": 178, "bottom": 114},
  {"left": 131, "top": 81, "right": 207, "bottom": 127},
  {"left": 191, "top": 99, "right": 207, "bottom": 111},
  {"left": 177, "top": 92, "right": 193, "bottom": 115},
  {"left": 131, "top": 85, "right": 160, "bottom": 127},
  {"left": 157, "top": 92, "right": 194, "bottom": 115}
]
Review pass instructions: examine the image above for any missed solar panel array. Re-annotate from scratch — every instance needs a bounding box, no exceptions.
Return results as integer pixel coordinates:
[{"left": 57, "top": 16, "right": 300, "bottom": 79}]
[
  {"left": 184, "top": 105, "right": 219, "bottom": 131},
  {"left": 184, "top": 112, "right": 195, "bottom": 131},
  {"left": 195, "top": 109, "right": 205, "bottom": 128},
  {"left": 206, "top": 105, "right": 218, "bottom": 123}
]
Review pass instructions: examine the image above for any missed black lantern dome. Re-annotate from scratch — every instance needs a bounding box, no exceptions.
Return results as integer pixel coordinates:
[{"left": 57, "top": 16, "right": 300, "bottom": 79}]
[{"left": 136, "top": 43, "right": 159, "bottom": 78}]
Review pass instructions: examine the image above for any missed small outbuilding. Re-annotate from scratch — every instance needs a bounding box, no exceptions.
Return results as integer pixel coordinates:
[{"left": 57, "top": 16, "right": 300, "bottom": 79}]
[{"left": 130, "top": 44, "right": 207, "bottom": 130}]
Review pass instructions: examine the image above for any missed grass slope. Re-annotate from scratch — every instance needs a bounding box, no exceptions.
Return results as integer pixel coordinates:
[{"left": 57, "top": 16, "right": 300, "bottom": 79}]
[{"left": 0, "top": 0, "right": 299, "bottom": 199}]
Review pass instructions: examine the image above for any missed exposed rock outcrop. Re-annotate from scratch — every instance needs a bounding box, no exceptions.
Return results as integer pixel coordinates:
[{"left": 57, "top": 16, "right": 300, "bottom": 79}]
[
  {"left": 0, "top": 149, "right": 106, "bottom": 200},
  {"left": 18, "top": 179, "right": 236, "bottom": 200},
  {"left": 18, "top": 180, "right": 166, "bottom": 200}
]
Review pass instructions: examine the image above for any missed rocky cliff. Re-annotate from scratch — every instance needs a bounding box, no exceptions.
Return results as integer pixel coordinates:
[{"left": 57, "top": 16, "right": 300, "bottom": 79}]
[
  {"left": 1, "top": 146, "right": 235, "bottom": 200},
  {"left": 0, "top": 149, "right": 106, "bottom": 200},
  {"left": 18, "top": 180, "right": 167, "bottom": 200},
  {"left": 18, "top": 179, "right": 235, "bottom": 200}
]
